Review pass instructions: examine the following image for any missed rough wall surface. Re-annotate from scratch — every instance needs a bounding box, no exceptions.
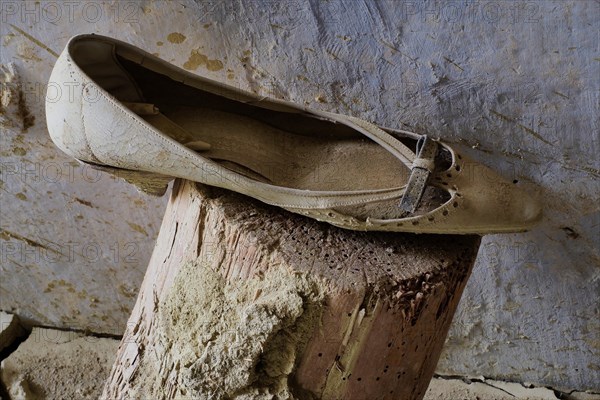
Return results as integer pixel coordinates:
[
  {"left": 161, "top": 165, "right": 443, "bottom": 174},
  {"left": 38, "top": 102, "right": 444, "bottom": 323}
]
[{"left": 0, "top": 0, "right": 598, "bottom": 392}]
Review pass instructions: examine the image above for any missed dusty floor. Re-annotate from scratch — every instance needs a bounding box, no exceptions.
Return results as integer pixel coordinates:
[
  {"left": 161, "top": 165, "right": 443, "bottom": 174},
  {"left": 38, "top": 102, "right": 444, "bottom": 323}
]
[
  {"left": 1, "top": 313, "right": 599, "bottom": 400},
  {"left": 1, "top": 326, "right": 119, "bottom": 399},
  {"left": 424, "top": 378, "right": 599, "bottom": 400},
  {"left": 1, "top": 316, "right": 597, "bottom": 400}
]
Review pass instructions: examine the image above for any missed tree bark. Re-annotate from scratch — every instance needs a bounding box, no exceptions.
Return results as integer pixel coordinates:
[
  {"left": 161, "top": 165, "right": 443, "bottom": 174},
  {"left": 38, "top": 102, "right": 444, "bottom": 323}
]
[{"left": 102, "top": 180, "right": 480, "bottom": 400}]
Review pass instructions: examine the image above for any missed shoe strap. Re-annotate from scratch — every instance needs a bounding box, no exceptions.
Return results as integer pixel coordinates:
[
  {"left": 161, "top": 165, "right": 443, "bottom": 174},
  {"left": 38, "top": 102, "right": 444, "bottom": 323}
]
[
  {"left": 125, "top": 101, "right": 436, "bottom": 211},
  {"left": 338, "top": 115, "right": 416, "bottom": 168},
  {"left": 252, "top": 110, "right": 437, "bottom": 210},
  {"left": 399, "top": 135, "right": 438, "bottom": 214},
  {"left": 317, "top": 112, "right": 441, "bottom": 213}
]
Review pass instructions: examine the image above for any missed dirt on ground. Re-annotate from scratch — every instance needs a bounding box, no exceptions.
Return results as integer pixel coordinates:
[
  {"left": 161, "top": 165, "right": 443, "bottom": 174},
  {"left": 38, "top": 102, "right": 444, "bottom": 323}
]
[{"left": 1, "top": 327, "right": 119, "bottom": 399}]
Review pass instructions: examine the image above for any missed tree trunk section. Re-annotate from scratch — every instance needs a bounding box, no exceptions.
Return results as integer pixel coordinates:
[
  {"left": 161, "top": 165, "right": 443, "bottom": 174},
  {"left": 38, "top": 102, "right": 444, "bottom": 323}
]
[{"left": 102, "top": 180, "right": 481, "bottom": 400}]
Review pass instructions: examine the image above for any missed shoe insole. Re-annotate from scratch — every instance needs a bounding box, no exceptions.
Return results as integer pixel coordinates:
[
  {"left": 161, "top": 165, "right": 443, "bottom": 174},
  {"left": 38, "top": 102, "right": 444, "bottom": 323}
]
[{"left": 157, "top": 105, "right": 411, "bottom": 193}]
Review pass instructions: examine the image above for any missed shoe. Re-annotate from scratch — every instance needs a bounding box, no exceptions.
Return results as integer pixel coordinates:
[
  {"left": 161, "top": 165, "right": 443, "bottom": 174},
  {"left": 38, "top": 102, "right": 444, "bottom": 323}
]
[{"left": 45, "top": 34, "right": 541, "bottom": 234}]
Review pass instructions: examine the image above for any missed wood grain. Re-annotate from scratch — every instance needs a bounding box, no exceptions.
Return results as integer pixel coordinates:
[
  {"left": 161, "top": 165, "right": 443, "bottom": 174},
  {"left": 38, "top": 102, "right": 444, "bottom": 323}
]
[{"left": 102, "top": 180, "right": 480, "bottom": 399}]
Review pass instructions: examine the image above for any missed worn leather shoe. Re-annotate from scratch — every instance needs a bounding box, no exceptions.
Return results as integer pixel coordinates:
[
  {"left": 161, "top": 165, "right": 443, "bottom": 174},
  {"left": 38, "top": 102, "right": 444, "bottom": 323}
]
[{"left": 46, "top": 34, "right": 541, "bottom": 234}]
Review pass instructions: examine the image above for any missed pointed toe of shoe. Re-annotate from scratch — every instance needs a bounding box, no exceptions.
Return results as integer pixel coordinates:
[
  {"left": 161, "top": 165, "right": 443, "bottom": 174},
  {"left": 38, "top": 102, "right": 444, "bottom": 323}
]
[
  {"left": 448, "top": 156, "right": 543, "bottom": 233},
  {"left": 503, "top": 186, "right": 543, "bottom": 231}
]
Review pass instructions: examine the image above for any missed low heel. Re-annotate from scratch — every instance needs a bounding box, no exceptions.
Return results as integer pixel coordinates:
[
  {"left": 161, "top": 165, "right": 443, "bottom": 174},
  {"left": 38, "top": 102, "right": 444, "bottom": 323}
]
[{"left": 81, "top": 161, "right": 173, "bottom": 196}]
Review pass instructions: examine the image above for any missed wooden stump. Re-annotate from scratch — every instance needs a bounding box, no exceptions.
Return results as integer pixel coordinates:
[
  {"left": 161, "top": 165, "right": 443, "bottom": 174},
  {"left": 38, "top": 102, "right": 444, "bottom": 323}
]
[{"left": 102, "top": 180, "right": 480, "bottom": 400}]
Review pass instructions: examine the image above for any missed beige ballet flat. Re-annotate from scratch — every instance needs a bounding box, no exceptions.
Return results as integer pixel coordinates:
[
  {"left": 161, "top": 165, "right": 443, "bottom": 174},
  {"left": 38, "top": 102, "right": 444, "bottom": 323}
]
[{"left": 45, "top": 34, "right": 541, "bottom": 234}]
